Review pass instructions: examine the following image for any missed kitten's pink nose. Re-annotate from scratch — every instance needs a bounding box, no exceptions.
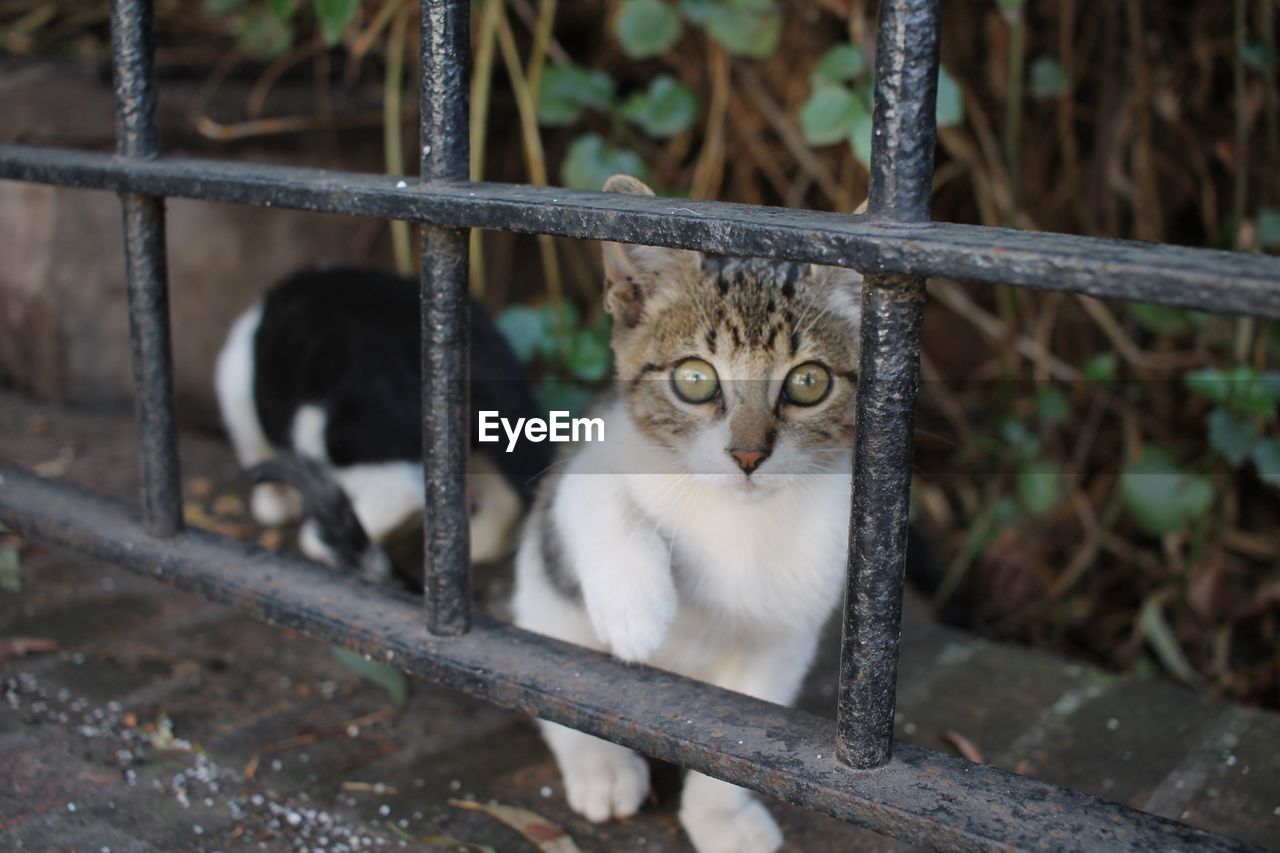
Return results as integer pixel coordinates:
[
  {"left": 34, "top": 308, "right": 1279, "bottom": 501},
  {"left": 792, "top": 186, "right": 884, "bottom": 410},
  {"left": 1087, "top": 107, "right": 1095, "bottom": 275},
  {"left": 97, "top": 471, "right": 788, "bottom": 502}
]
[{"left": 729, "top": 448, "right": 769, "bottom": 475}]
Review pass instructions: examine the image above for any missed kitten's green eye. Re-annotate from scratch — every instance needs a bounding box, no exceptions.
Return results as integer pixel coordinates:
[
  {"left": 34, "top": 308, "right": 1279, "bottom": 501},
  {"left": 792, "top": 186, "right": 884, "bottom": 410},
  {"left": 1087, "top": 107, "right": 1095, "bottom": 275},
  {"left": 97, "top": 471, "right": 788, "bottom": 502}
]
[
  {"left": 783, "top": 362, "right": 832, "bottom": 406},
  {"left": 671, "top": 358, "right": 720, "bottom": 404}
]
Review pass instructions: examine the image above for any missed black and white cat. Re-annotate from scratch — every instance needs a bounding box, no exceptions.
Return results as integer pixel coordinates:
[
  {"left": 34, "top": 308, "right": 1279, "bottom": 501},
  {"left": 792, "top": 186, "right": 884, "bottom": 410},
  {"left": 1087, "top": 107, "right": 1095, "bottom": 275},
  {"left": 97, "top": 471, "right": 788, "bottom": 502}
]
[{"left": 215, "top": 265, "right": 552, "bottom": 581}]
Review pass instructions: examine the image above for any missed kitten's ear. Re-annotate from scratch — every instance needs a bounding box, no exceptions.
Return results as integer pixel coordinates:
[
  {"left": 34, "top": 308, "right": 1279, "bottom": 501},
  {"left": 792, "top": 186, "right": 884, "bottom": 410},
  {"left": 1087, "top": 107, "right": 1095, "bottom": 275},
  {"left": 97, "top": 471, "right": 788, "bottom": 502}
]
[
  {"left": 810, "top": 264, "right": 864, "bottom": 333},
  {"left": 600, "top": 174, "right": 697, "bottom": 328}
]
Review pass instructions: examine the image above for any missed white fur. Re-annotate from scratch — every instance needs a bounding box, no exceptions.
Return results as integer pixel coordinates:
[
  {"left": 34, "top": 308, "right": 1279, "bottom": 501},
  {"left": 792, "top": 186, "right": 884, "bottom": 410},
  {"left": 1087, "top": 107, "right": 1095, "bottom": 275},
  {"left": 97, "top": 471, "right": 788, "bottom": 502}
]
[
  {"left": 214, "top": 304, "right": 301, "bottom": 526},
  {"left": 290, "top": 405, "right": 329, "bottom": 461},
  {"left": 514, "top": 399, "right": 852, "bottom": 852},
  {"left": 467, "top": 453, "right": 523, "bottom": 563}
]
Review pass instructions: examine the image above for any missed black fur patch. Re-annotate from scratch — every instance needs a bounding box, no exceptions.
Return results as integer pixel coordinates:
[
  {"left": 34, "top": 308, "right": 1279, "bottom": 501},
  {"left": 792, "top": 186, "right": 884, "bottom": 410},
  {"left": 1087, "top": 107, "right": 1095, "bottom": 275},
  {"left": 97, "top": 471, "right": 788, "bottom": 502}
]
[{"left": 250, "top": 266, "right": 551, "bottom": 501}]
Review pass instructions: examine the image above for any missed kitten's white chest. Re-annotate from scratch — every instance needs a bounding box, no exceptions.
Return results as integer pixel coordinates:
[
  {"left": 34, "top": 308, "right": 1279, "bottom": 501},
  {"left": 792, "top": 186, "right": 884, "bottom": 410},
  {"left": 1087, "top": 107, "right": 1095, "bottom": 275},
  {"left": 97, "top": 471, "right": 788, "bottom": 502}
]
[{"left": 629, "top": 475, "right": 850, "bottom": 630}]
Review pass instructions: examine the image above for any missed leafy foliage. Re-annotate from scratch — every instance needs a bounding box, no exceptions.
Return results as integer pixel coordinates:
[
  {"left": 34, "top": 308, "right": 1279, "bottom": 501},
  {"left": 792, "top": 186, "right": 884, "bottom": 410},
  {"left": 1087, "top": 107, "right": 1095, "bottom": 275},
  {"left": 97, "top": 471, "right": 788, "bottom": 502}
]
[
  {"left": 800, "top": 43, "right": 965, "bottom": 168},
  {"left": 696, "top": 0, "right": 781, "bottom": 58},
  {"left": 560, "top": 134, "right": 649, "bottom": 192},
  {"left": 312, "top": 0, "right": 360, "bottom": 45},
  {"left": 1028, "top": 56, "right": 1069, "bottom": 98},
  {"left": 537, "top": 65, "right": 616, "bottom": 126},
  {"left": 615, "top": 0, "right": 683, "bottom": 58},
  {"left": 619, "top": 76, "right": 699, "bottom": 138},
  {"left": 497, "top": 302, "right": 612, "bottom": 417},
  {"left": 1120, "top": 448, "right": 1214, "bottom": 538}
]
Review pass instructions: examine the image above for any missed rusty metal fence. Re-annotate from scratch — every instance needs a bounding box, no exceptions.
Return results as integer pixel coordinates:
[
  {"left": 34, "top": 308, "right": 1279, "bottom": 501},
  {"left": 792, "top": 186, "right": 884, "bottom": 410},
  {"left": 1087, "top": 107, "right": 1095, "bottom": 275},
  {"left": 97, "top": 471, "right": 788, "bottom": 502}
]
[{"left": 1, "top": 0, "right": 1277, "bottom": 849}]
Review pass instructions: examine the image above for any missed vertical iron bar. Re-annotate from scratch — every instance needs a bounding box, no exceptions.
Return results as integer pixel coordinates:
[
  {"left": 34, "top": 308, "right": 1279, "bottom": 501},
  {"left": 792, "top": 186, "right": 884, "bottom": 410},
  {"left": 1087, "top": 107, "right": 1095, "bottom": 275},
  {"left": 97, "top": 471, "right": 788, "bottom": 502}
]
[
  {"left": 110, "top": 0, "right": 182, "bottom": 537},
  {"left": 837, "top": 0, "right": 941, "bottom": 769},
  {"left": 420, "top": 0, "right": 472, "bottom": 636}
]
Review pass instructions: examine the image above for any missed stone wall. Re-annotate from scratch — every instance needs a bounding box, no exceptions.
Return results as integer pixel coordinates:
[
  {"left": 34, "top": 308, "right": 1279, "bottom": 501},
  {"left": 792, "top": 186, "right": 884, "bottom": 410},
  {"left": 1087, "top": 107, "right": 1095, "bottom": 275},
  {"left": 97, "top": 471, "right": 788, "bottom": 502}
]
[{"left": 0, "top": 56, "right": 389, "bottom": 428}]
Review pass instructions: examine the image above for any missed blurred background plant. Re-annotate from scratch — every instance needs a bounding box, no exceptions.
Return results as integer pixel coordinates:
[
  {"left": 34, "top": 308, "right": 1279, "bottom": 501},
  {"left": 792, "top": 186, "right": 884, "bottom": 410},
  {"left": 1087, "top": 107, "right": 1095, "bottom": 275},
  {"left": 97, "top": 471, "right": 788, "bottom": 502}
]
[{"left": 3, "top": 0, "right": 1278, "bottom": 707}]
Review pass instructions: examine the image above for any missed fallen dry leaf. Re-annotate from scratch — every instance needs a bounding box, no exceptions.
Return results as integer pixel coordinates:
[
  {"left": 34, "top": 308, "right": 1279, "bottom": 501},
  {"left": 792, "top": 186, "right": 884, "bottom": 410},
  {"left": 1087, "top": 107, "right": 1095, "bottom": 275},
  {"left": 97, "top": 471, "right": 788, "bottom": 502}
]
[
  {"left": 187, "top": 477, "right": 214, "bottom": 500},
  {"left": 943, "top": 730, "right": 985, "bottom": 764},
  {"left": 0, "top": 636, "right": 58, "bottom": 662},
  {"left": 183, "top": 501, "right": 254, "bottom": 540},
  {"left": 32, "top": 446, "right": 74, "bottom": 479},
  {"left": 340, "top": 781, "right": 399, "bottom": 795},
  {"left": 211, "top": 493, "right": 246, "bottom": 518},
  {"left": 450, "top": 798, "right": 580, "bottom": 853}
]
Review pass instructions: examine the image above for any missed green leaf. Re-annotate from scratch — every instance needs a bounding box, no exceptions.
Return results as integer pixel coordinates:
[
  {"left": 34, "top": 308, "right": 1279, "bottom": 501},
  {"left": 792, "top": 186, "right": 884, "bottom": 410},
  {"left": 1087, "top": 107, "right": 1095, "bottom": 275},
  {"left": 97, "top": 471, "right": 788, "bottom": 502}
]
[
  {"left": 1120, "top": 447, "right": 1214, "bottom": 537},
  {"left": 1238, "top": 41, "right": 1276, "bottom": 73},
  {"left": 1185, "top": 366, "right": 1280, "bottom": 416},
  {"left": 615, "top": 0, "right": 683, "bottom": 58},
  {"left": 1207, "top": 407, "right": 1258, "bottom": 467},
  {"left": 0, "top": 544, "right": 20, "bottom": 593},
  {"left": 1036, "top": 385, "right": 1071, "bottom": 427},
  {"left": 620, "top": 75, "right": 699, "bottom": 138},
  {"left": 235, "top": 9, "right": 294, "bottom": 59},
  {"left": 1130, "top": 303, "right": 1194, "bottom": 336},
  {"left": 267, "top": 0, "right": 296, "bottom": 21},
  {"left": 850, "top": 107, "right": 874, "bottom": 168},
  {"left": 678, "top": 0, "right": 716, "bottom": 24},
  {"left": 813, "top": 44, "right": 866, "bottom": 85},
  {"left": 1138, "top": 598, "right": 1203, "bottom": 685},
  {"left": 560, "top": 134, "right": 649, "bottom": 191},
  {"left": 1029, "top": 56, "right": 1069, "bottom": 98},
  {"left": 1016, "top": 458, "right": 1062, "bottom": 517},
  {"left": 999, "top": 418, "right": 1040, "bottom": 460},
  {"left": 1256, "top": 207, "right": 1280, "bottom": 249},
  {"left": 313, "top": 0, "right": 359, "bottom": 45},
  {"left": 567, "top": 329, "right": 612, "bottom": 381},
  {"left": 203, "top": 0, "right": 246, "bottom": 16},
  {"left": 1252, "top": 438, "right": 1280, "bottom": 488},
  {"left": 800, "top": 85, "right": 864, "bottom": 147},
  {"left": 332, "top": 647, "right": 408, "bottom": 707},
  {"left": 496, "top": 306, "right": 546, "bottom": 364},
  {"left": 1184, "top": 367, "right": 1229, "bottom": 404},
  {"left": 537, "top": 65, "right": 616, "bottom": 126},
  {"left": 1083, "top": 352, "right": 1117, "bottom": 384},
  {"left": 935, "top": 66, "right": 964, "bottom": 127},
  {"left": 702, "top": 0, "right": 780, "bottom": 58}
]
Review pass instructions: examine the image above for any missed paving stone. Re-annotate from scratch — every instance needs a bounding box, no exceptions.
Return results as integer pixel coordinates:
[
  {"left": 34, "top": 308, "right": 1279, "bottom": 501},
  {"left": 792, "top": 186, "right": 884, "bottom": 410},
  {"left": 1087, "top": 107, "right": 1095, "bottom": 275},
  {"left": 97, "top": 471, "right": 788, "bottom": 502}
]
[
  {"left": 1142, "top": 706, "right": 1280, "bottom": 849},
  {"left": 1015, "top": 677, "right": 1230, "bottom": 809},
  {"left": 895, "top": 641, "right": 1103, "bottom": 759}
]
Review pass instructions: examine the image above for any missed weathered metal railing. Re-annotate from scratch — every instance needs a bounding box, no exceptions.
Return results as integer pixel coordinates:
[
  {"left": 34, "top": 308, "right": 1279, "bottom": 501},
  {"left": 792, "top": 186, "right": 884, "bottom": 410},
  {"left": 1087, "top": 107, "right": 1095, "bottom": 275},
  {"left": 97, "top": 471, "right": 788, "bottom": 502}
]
[{"left": 1, "top": 0, "right": 1277, "bottom": 849}]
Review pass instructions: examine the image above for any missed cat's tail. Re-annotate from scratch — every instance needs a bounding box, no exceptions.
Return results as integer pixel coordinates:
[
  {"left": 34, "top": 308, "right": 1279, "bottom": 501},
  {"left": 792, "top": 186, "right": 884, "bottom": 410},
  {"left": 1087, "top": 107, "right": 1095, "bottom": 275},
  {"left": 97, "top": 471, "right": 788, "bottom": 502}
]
[{"left": 244, "top": 452, "right": 392, "bottom": 582}]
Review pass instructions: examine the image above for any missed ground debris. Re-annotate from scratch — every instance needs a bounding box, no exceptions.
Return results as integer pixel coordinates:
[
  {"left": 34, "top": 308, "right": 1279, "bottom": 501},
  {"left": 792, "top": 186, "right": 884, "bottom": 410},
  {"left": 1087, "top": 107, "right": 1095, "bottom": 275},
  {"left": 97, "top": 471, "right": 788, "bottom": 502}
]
[
  {"left": 0, "top": 636, "right": 58, "bottom": 662},
  {"left": 450, "top": 798, "right": 581, "bottom": 853},
  {"left": 943, "top": 730, "right": 985, "bottom": 765}
]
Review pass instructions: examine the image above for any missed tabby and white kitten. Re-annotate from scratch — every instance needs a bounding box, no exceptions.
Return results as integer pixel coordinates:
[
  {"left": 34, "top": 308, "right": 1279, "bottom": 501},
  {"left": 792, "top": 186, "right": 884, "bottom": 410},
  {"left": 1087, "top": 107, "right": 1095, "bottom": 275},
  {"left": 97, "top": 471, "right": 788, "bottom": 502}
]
[
  {"left": 514, "top": 176, "right": 862, "bottom": 853},
  {"left": 216, "top": 266, "right": 551, "bottom": 581}
]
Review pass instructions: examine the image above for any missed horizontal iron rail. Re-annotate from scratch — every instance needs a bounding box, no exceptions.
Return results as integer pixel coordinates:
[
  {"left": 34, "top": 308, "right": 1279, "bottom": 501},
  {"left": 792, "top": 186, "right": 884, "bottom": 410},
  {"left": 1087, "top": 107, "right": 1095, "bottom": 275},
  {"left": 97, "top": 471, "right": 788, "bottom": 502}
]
[
  {"left": 0, "top": 464, "right": 1256, "bottom": 853},
  {"left": 2, "top": 144, "right": 1279, "bottom": 319}
]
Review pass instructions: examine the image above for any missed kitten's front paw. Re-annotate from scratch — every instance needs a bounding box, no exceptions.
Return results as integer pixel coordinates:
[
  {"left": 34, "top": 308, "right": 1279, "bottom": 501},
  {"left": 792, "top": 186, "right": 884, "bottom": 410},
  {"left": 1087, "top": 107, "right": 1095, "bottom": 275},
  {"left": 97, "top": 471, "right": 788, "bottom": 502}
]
[
  {"left": 680, "top": 797, "right": 783, "bottom": 853},
  {"left": 591, "top": 597, "right": 674, "bottom": 663},
  {"left": 561, "top": 741, "right": 650, "bottom": 823}
]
